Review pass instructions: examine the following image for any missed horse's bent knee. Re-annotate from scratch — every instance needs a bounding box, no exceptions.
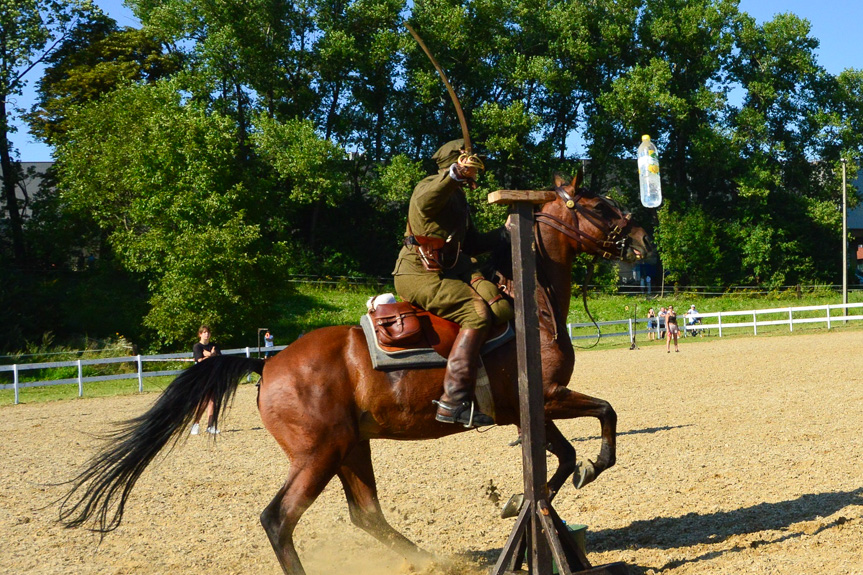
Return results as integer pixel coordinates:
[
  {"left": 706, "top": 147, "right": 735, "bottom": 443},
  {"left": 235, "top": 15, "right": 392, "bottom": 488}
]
[{"left": 260, "top": 498, "right": 293, "bottom": 539}]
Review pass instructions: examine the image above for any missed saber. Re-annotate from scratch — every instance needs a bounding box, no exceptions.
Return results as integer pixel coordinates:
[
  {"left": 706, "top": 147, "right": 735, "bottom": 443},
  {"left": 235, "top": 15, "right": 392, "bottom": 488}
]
[{"left": 404, "top": 22, "right": 472, "bottom": 155}]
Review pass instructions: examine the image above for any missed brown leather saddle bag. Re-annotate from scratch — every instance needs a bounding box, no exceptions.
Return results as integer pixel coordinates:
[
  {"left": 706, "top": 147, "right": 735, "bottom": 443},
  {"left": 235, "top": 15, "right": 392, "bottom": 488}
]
[
  {"left": 369, "top": 302, "right": 423, "bottom": 346},
  {"left": 360, "top": 302, "right": 514, "bottom": 370}
]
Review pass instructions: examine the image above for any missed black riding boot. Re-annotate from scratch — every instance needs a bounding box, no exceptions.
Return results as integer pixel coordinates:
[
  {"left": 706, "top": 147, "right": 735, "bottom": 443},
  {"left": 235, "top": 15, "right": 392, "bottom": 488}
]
[{"left": 434, "top": 327, "right": 494, "bottom": 428}]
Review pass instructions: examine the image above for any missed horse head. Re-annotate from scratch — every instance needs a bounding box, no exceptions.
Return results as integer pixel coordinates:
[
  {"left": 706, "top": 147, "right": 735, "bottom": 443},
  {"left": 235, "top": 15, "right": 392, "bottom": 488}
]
[{"left": 536, "top": 172, "right": 654, "bottom": 263}]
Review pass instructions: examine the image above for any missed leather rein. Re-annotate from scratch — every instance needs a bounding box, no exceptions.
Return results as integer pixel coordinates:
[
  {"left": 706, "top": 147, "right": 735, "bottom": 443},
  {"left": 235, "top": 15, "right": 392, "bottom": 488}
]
[{"left": 532, "top": 187, "right": 636, "bottom": 342}]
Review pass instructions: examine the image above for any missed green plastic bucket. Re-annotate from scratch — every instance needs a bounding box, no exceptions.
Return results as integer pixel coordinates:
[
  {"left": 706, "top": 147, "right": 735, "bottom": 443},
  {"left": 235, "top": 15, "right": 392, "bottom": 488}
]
[{"left": 524, "top": 523, "right": 587, "bottom": 574}]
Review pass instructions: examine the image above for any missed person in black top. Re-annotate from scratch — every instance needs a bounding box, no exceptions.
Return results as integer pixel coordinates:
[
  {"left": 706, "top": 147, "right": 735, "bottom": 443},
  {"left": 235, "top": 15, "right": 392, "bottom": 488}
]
[
  {"left": 665, "top": 306, "right": 680, "bottom": 353},
  {"left": 193, "top": 325, "right": 220, "bottom": 362},
  {"left": 191, "top": 325, "right": 221, "bottom": 435}
]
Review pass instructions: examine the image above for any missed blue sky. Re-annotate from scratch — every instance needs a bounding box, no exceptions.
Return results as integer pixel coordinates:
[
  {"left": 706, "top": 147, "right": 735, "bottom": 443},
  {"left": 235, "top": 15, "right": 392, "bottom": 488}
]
[{"left": 10, "top": 0, "right": 863, "bottom": 161}]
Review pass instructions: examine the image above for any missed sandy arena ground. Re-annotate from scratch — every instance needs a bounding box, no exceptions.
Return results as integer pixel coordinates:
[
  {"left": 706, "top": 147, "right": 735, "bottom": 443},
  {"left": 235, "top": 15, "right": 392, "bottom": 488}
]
[{"left": 1, "top": 330, "right": 862, "bottom": 574}]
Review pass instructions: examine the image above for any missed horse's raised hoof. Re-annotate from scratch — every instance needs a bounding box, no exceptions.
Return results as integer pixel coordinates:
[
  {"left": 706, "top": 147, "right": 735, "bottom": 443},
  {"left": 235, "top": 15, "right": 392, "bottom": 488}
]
[
  {"left": 573, "top": 460, "right": 597, "bottom": 489},
  {"left": 500, "top": 492, "right": 525, "bottom": 519}
]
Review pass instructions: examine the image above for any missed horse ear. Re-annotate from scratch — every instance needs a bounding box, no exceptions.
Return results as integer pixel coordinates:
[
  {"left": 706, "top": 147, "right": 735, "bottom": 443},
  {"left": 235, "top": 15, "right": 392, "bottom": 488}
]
[
  {"left": 572, "top": 167, "right": 584, "bottom": 190},
  {"left": 553, "top": 172, "right": 566, "bottom": 188}
]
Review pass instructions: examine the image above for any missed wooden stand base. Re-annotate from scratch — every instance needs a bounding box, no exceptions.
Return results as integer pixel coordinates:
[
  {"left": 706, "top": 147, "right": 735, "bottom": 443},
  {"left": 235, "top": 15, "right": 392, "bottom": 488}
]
[
  {"left": 499, "top": 565, "right": 629, "bottom": 575},
  {"left": 491, "top": 496, "right": 630, "bottom": 575}
]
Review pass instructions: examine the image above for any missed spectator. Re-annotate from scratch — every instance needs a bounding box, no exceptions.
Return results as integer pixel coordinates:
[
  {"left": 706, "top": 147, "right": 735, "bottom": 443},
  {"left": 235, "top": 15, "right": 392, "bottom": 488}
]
[
  {"left": 646, "top": 308, "right": 657, "bottom": 341},
  {"left": 666, "top": 305, "right": 680, "bottom": 352},
  {"left": 685, "top": 304, "right": 699, "bottom": 336},
  {"left": 264, "top": 330, "right": 275, "bottom": 358},
  {"left": 657, "top": 306, "right": 668, "bottom": 339},
  {"left": 191, "top": 325, "right": 221, "bottom": 435}
]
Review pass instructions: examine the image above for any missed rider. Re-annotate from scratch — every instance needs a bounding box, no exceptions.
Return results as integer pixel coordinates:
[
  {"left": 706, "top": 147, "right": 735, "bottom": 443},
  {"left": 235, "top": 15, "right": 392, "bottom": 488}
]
[{"left": 393, "top": 139, "right": 512, "bottom": 427}]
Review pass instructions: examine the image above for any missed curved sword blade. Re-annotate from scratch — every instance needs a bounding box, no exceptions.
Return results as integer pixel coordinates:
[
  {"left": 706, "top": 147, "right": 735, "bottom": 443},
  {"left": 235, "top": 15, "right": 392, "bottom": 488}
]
[{"left": 404, "top": 22, "right": 471, "bottom": 154}]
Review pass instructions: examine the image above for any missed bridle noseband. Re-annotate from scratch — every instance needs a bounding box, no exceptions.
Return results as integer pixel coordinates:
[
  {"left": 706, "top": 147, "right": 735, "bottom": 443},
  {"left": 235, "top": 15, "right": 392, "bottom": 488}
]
[{"left": 534, "top": 186, "right": 635, "bottom": 260}]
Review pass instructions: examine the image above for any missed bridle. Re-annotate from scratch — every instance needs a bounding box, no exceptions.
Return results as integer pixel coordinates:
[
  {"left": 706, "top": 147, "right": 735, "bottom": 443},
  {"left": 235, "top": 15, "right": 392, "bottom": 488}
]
[
  {"left": 531, "top": 186, "right": 637, "bottom": 342},
  {"left": 534, "top": 186, "right": 635, "bottom": 260}
]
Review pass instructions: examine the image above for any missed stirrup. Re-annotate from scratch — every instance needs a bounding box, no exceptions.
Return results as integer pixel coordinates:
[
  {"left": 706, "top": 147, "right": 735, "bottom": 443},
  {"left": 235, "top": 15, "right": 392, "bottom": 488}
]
[{"left": 433, "top": 400, "right": 494, "bottom": 428}]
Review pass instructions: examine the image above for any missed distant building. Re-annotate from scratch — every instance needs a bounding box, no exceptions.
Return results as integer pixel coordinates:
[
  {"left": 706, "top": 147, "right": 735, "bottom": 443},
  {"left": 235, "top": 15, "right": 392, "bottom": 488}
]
[
  {"left": 1, "top": 161, "right": 54, "bottom": 220},
  {"left": 847, "top": 172, "right": 863, "bottom": 284}
]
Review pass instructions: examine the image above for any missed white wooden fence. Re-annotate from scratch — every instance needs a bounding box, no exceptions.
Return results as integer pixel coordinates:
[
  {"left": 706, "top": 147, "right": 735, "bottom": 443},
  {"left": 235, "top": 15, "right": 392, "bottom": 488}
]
[
  {"left": 0, "top": 346, "right": 286, "bottom": 405},
  {"left": 4, "top": 301, "right": 862, "bottom": 405},
  {"left": 568, "top": 302, "right": 863, "bottom": 342}
]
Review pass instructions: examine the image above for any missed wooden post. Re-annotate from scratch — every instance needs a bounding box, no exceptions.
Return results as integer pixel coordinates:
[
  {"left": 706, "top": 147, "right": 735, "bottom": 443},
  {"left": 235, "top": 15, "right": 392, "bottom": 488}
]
[{"left": 488, "top": 190, "right": 628, "bottom": 575}]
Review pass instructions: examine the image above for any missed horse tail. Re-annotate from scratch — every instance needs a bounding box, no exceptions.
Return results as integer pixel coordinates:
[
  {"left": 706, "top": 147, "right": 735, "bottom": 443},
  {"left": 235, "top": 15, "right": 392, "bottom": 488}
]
[{"left": 57, "top": 355, "right": 264, "bottom": 533}]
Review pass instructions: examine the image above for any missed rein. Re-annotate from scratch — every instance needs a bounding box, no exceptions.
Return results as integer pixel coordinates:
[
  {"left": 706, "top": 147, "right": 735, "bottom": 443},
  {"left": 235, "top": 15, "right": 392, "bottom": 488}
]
[
  {"left": 576, "top": 256, "right": 602, "bottom": 349},
  {"left": 532, "top": 187, "right": 634, "bottom": 345}
]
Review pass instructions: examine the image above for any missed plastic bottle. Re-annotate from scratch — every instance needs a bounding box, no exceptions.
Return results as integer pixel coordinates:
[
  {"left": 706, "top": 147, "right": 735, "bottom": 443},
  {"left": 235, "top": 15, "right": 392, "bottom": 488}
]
[{"left": 637, "top": 135, "right": 662, "bottom": 208}]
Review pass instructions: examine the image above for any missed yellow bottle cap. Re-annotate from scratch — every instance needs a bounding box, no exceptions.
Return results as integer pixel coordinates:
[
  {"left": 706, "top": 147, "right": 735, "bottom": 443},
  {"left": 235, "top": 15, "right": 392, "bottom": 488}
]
[{"left": 642, "top": 135, "right": 650, "bottom": 141}]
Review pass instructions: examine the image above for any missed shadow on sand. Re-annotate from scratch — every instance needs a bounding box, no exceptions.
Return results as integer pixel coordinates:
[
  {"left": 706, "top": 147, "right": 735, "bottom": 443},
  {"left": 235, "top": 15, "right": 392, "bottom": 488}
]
[
  {"left": 568, "top": 423, "right": 695, "bottom": 444},
  {"left": 469, "top": 488, "right": 863, "bottom": 573}
]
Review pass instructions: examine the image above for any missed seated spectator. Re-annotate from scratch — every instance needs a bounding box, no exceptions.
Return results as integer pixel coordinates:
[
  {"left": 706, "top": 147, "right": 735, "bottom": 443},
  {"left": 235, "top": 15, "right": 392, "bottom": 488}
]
[
  {"left": 685, "top": 304, "right": 703, "bottom": 337},
  {"left": 686, "top": 304, "right": 700, "bottom": 324}
]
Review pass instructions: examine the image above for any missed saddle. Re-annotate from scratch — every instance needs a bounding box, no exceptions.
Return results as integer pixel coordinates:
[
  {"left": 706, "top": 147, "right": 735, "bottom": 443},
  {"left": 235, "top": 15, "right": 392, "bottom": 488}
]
[{"left": 361, "top": 296, "right": 514, "bottom": 371}]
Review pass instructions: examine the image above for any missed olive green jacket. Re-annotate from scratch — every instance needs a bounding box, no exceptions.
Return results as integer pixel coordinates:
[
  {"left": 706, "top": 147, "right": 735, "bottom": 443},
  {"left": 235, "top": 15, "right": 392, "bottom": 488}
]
[{"left": 393, "top": 169, "right": 502, "bottom": 277}]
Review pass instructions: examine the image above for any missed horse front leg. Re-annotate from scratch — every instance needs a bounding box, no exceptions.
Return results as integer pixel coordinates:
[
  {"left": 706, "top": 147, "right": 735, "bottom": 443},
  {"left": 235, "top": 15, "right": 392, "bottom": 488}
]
[
  {"left": 500, "top": 422, "right": 576, "bottom": 520},
  {"left": 545, "top": 385, "right": 617, "bottom": 489}
]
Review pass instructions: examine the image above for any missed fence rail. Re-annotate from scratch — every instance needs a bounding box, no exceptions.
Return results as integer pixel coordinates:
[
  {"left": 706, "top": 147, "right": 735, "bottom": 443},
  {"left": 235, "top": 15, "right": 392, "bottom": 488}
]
[
  {"left": 4, "top": 301, "right": 862, "bottom": 405},
  {"left": 568, "top": 302, "right": 863, "bottom": 342},
  {"left": 0, "top": 346, "right": 286, "bottom": 405}
]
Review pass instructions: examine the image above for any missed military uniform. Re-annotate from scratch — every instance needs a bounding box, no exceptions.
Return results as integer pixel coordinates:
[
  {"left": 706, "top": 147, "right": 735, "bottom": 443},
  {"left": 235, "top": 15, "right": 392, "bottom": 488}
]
[
  {"left": 392, "top": 139, "right": 511, "bottom": 427},
  {"left": 393, "top": 139, "right": 508, "bottom": 328}
]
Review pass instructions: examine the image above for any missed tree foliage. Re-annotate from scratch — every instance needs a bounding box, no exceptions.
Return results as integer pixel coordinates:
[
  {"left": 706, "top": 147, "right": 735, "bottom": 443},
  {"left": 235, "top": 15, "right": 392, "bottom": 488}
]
[
  {"left": 4, "top": 0, "right": 863, "bottom": 351},
  {"left": 56, "top": 81, "right": 289, "bottom": 346},
  {"left": 27, "top": 11, "right": 180, "bottom": 146},
  {"left": 0, "top": 0, "right": 94, "bottom": 264}
]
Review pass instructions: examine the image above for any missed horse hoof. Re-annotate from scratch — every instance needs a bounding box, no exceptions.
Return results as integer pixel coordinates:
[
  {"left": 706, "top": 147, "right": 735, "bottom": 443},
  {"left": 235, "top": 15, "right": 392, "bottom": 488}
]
[
  {"left": 573, "top": 460, "right": 597, "bottom": 489},
  {"left": 501, "top": 493, "right": 525, "bottom": 518}
]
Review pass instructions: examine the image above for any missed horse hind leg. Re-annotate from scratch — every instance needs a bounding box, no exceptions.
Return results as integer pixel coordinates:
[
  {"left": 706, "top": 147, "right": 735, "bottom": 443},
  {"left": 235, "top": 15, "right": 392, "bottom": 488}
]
[
  {"left": 337, "top": 440, "right": 434, "bottom": 569},
  {"left": 260, "top": 451, "right": 342, "bottom": 575},
  {"left": 546, "top": 422, "right": 576, "bottom": 500}
]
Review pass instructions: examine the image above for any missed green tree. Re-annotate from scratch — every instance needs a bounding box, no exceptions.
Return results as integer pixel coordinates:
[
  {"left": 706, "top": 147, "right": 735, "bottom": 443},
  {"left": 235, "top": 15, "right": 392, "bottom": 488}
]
[
  {"left": 27, "top": 12, "right": 179, "bottom": 147},
  {"left": 542, "top": 0, "right": 640, "bottom": 174},
  {"left": 0, "top": 0, "right": 93, "bottom": 264},
  {"left": 56, "top": 81, "right": 288, "bottom": 346},
  {"left": 655, "top": 203, "right": 723, "bottom": 286},
  {"left": 724, "top": 11, "right": 845, "bottom": 284}
]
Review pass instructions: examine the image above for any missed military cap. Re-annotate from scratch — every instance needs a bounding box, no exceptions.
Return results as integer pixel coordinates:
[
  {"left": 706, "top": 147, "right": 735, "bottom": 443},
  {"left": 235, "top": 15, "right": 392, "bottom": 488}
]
[{"left": 432, "top": 139, "right": 465, "bottom": 170}]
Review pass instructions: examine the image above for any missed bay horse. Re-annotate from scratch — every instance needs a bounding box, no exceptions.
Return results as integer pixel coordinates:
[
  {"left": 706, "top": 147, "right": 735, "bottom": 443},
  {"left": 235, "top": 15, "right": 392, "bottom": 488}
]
[{"left": 58, "top": 174, "right": 654, "bottom": 574}]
